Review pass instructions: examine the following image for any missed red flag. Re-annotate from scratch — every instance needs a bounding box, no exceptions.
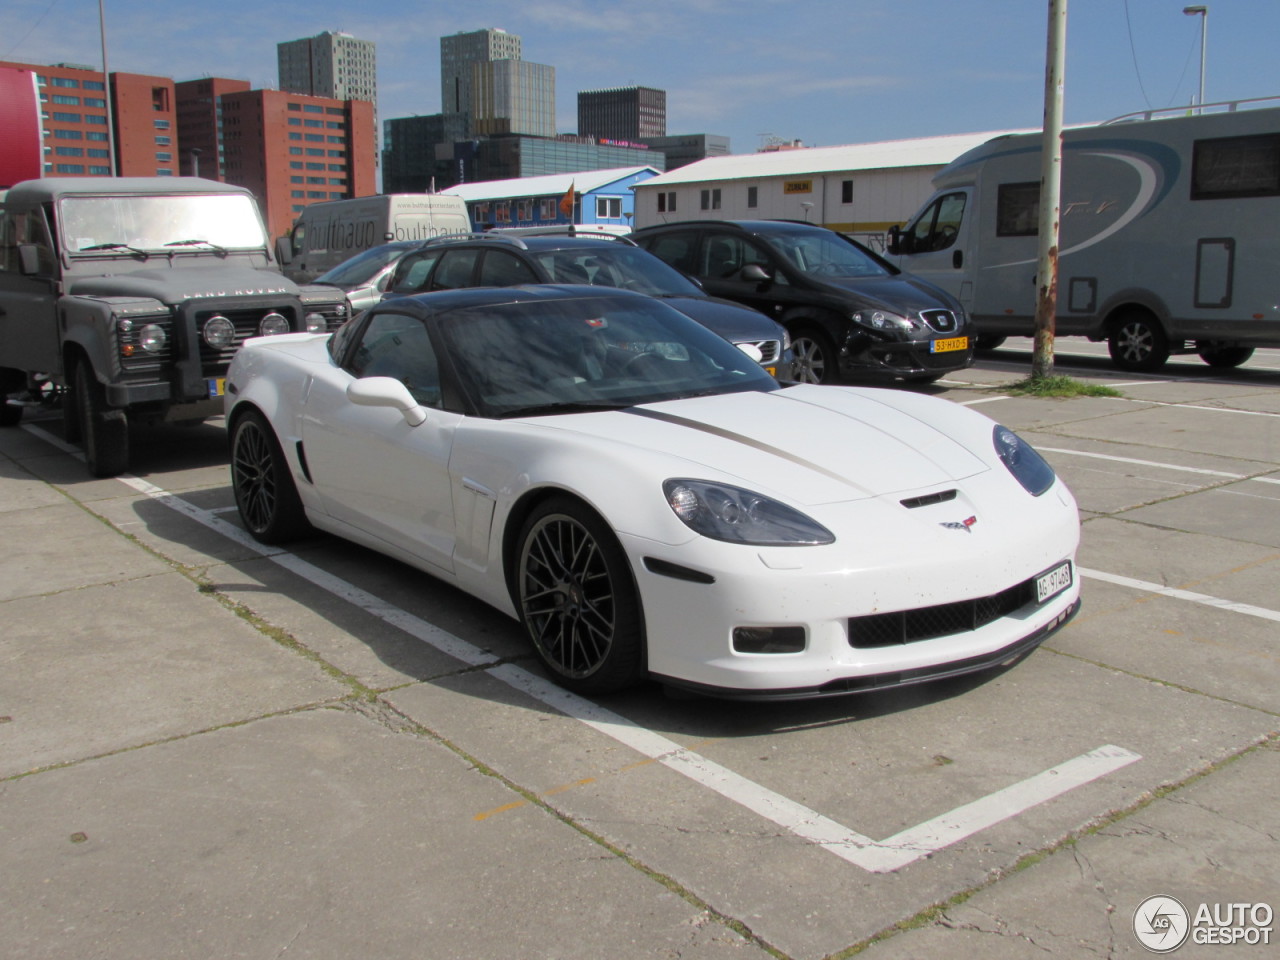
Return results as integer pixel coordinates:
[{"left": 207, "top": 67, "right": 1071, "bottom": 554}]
[{"left": 558, "top": 180, "right": 576, "bottom": 218}]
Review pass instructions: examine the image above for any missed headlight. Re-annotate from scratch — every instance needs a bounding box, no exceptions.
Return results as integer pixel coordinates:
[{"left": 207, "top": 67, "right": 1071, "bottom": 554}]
[
  {"left": 259, "top": 312, "right": 290, "bottom": 336},
  {"left": 139, "top": 323, "right": 167, "bottom": 354},
  {"left": 305, "top": 312, "right": 327, "bottom": 333},
  {"left": 853, "top": 310, "right": 922, "bottom": 335},
  {"left": 203, "top": 315, "right": 235, "bottom": 349},
  {"left": 993, "top": 425, "right": 1056, "bottom": 496},
  {"left": 663, "top": 479, "right": 834, "bottom": 545}
]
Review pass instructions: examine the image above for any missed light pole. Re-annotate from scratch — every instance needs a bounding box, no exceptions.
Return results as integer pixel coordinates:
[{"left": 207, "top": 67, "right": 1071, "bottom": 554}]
[
  {"left": 99, "top": 0, "right": 116, "bottom": 175},
  {"left": 1183, "top": 5, "right": 1208, "bottom": 111}
]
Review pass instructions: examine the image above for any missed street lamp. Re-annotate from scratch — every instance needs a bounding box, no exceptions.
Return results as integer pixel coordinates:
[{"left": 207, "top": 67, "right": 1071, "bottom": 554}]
[{"left": 1183, "top": 5, "right": 1208, "bottom": 111}]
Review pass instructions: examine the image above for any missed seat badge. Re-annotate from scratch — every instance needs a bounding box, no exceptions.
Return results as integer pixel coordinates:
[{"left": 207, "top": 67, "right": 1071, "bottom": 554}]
[{"left": 940, "top": 516, "right": 978, "bottom": 532}]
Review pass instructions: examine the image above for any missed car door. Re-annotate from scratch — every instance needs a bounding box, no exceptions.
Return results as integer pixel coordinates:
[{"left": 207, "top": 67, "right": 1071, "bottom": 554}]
[
  {"left": 299, "top": 310, "right": 461, "bottom": 574},
  {"left": 693, "top": 230, "right": 797, "bottom": 318}
]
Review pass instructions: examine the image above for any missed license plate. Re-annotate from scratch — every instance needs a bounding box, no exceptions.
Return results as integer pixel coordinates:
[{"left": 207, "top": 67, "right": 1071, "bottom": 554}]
[
  {"left": 207, "top": 378, "right": 225, "bottom": 398},
  {"left": 1035, "top": 561, "right": 1073, "bottom": 603},
  {"left": 931, "top": 336, "right": 969, "bottom": 353}
]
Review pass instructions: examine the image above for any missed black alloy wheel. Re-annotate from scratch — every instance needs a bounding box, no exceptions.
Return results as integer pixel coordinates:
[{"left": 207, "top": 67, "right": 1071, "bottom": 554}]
[
  {"left": 230, "top": 411, "right": 311, "bottom": 544},
  {"left": 517, "top": 497, "right": 644, "bottom": 694},
  {"left": 790, "top": 327, "right": 839, "bottom": 385}
]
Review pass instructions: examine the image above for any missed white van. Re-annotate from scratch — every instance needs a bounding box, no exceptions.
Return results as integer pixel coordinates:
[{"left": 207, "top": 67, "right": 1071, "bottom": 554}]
[
  {"left": 279, "top": 194, "right": 470, "bottom": 282},
  {"left": 887, "top": 97, "right": 1280, "bottom": 371}
]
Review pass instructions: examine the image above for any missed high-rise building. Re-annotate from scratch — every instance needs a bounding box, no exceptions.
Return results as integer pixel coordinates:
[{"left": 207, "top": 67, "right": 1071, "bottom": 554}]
[
  {"left": 382, "top": 113, "right": 469, "bottom": 193},
  {"left": 174, "top": 76, "right": 251, "bottom": 179},
  {"left": 472, "top": 59, "right": 555, "bottom": 139},
  {"left": 578, "top": 86, "right": 666, "bottom": 141},
  {"left": 440, "top": 28, "right": 520, "bottom": 118},
  {"left": 277, "top": 32, "right": 377, "bottom": 105},
  {"left": 277, "top": 32, "right": 378, "bottom": 165},
  {"left": 0, "top": 59, "right": 177, "bottom": 178}
]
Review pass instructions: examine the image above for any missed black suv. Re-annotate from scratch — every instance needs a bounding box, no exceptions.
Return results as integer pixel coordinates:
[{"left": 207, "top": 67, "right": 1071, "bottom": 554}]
[
  {"left": 632, "top": 220, "right": 972, "bottom": 384},
  {"left": 382, "top": 231, "right": 793, "bottom": 378}
]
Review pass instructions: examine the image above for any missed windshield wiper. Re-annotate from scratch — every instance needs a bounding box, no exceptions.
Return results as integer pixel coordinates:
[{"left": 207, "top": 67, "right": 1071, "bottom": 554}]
[
  {"left": 498, "top": 400, "right": 635, "bottom": 419},
  {"left": 164, "top": 238, "right": 228, "bottom": 256},
  {"left": 79, "top": 242, "right": 149, "bottom": 258}
]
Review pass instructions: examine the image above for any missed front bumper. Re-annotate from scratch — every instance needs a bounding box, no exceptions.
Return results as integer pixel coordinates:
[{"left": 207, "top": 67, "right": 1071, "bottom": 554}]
[{"left": 842, "top": 336, "right": 975, "bottom": 377}]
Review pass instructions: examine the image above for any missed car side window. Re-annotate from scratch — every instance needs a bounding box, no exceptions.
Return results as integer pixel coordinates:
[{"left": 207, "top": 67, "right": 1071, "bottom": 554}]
[
  {"left": 699, "top": 234, "right": 771, "bottom": 280},
  {"left": 642, "top": 233, "right": 697, "bottom": 274},
  {"left": 430, "top": 248, "right": 480, "bottom": 290},
  {"left": 390, "top": 250, "right": 442, "bottom": 294},
  {"left": 906, "top": 192, "right": 966, "bottom": 252},
  {"left": 478, "top": 249, "right": 538, "bottom": 286},
  {"left": 346, "top": 313, "right": 441, "bottom": 407}
]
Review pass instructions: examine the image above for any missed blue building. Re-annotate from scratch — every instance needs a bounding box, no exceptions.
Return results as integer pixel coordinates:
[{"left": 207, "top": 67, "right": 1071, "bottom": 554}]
[{"left": 446, "top": 166, "right": 660, "bottom": 231}]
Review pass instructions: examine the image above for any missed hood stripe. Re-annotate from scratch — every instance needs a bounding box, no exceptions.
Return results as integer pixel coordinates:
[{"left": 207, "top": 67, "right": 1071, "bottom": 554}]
[{"left": 626, "top": 407, "right": 866, "bottom": 492}]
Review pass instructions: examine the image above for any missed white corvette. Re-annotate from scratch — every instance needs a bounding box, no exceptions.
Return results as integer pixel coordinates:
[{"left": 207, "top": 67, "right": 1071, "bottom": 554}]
[{"left": 226, "top": 285, "right": 1080, "bottom": 698}]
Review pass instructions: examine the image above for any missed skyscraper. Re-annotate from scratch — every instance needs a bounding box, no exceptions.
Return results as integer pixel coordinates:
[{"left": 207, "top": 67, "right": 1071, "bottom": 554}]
[
  {"left": 277, "top": 31, "right": 377, "bottom": 105},
  {"left": 440, "top": 28, "right": 520, "bottom": 118},
  {"left": 578, "top": 86, "right": 666, "bottom": 141}
]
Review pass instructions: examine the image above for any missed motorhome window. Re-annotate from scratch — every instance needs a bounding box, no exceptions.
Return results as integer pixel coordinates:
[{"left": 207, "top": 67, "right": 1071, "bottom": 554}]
[
  {"left": 996, "top": 182, "right": 1040, "bottom": 236},
  {"left": 1191, "top": 133, "right": 1280, "bottom": 200}
]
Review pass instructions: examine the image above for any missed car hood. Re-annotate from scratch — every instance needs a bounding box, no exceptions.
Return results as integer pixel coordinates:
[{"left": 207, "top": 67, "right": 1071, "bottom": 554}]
[
  {"left": 815, "top": 274, "right": 956, "bottom": 314},
  {"left": 68, "top": 265, "right": 302, "bottom": 303},
  {"left": 654, "top": 294, "right": 783, "bottom": 341},
  {"left": 537, "top": 384, "right": 989, "bottom": 505}
]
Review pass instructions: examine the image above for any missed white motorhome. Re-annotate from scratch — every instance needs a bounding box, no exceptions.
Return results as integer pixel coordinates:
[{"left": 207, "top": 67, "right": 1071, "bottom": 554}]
[
  {"left": 887, "top": 97, "right": 1280, "bottom": 371},
  {"left": 279, "top": 193, "right": 470, "bottom": 282}
]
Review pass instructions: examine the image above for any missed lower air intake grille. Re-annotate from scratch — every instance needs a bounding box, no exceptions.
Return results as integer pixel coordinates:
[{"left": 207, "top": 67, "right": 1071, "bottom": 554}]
[{"left": 849, "top": 578, "right": 1036, "bottom": 648}]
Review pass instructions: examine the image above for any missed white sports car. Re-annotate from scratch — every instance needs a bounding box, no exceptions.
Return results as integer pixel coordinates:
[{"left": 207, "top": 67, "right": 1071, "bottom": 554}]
[{"left": 226, "top": 285, "right": 1080, "bottom": 698}]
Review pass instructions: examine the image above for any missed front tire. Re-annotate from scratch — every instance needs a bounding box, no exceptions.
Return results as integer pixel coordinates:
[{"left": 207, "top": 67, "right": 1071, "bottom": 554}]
[
  {"left": 790, "top": 326, "right": 839, "bottom": 384},
  {"left": 1108, "top": 312, "right": 1169, "bottom": 372},
  {"left": 75, "top": 361, "right": 128, "bottom": 477},
  {"left": 516, "top": 497, "right": 644, "bottom": 695},
  {"left": 230, "top": 410, "right": 311, "bottom": 544}
]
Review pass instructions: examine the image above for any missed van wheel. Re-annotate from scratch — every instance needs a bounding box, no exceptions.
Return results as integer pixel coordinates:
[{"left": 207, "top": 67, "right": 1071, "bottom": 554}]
[
  {"left": 1108, "top": 312, "right": 1169, "bottom": 372},
  {"left": 974, "top": 335, "right": 1006, "bottom": 350},
  {"left": 75, "top": 361, "right": 129, "bottom": 477},
  {"left": 791, "top": 327, "right": 839, "bottom": 384},
  {"left": 1196, "top": 345, "right": 1254, "bottom": 368}
]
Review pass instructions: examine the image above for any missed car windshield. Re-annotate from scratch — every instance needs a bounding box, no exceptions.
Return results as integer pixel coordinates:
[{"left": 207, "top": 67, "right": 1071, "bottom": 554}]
[
  {"left": 531, "top": 245, "right": 704, "bottom": 297},
  {"left": 768, "top": 230, "right": 893, "bottom": 279},
  {"left": 317, "top": 243, "right": 415, "bottom": 286},
  {"left": 60, "top": 193, "right": 267, "bottom": 253},
  {"left": 438, "top": 295, "right": 777, "bottom": 418}
]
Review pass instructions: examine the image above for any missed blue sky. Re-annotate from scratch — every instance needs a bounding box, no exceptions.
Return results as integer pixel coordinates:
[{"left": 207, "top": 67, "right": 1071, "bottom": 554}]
[{"left": 3, "top": 0, "right": 1277, "bottom": 153}]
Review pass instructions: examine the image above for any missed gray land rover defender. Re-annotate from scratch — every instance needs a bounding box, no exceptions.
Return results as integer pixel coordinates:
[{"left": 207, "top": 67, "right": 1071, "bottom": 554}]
[{"left": 0, "top": 178, "right": 349, "bottom": 476}]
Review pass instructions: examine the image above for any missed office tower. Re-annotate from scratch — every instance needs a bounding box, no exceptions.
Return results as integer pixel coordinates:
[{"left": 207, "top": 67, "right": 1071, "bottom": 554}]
[
  {"left": 277, "top": 31, "right": 377, "bottom": 105},
  {"left": 472, "top": 59, "right": 556, "bottom": 138},
  {"left": 578, "top": 86, "right": 666, "bottom": 141},
  {"left": 440, "top": 28, "right": 520, "bottom": 118}
]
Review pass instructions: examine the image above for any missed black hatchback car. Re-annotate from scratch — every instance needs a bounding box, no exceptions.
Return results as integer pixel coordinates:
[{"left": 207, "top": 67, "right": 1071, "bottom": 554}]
[
  {"left": 383, "top": 231, "right": 793, "bottom": 378},
  {"left": 632, "top": 220, "right": 972, "bottom": 384}
]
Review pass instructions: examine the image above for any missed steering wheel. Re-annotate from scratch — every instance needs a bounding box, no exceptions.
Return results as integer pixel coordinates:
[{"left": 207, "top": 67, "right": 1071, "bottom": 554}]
[{"left": 621, "top": 352, "right": 677, "bottom": 378}]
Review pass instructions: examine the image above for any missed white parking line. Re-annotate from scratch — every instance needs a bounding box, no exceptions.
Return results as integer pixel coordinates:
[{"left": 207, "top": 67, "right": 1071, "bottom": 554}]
[
  {"left": 1080, "top": 568, "right": 1280, "bottom": 625},
  {"left": 22, "top": 422, "right": 1143, "bottom": 873},
  {"left": 1038, "top": 446, "right": 1280, "bottom": 489}
]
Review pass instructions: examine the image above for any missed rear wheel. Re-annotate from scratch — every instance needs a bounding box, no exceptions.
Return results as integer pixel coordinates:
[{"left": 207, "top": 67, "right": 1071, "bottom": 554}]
[
  {"left": 790, "top": 326, "right": 839, "bottom": 384},
  {"left": 230, "top": 410, "right": 311, "bottom": 544},
  {"left": 1197, "top": 345, "right": 1254, "bottom": 368},
  {"left": 75, "top": 361, "right": 128, "bottom": 477},
  {"left": 516, "top": 497, "right": 644, "bottom": 695},
  {"left": 1108, "top": 312, "right": 1169, "bottom": 372},
  {"left": 0, "top": 368, "right": 22, "bottom": 427}
]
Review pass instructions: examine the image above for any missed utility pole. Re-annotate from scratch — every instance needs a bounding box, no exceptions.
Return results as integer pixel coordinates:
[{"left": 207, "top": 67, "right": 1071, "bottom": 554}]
[
  {"left": 1183, "top": 6, "right": 1208, "bottom": 112},
  {"left": 99, "top": 0, "right": 116, "bottom": 176},
  {"left": 1032, "top": 0, "right": 1067, "bottom": 380}
]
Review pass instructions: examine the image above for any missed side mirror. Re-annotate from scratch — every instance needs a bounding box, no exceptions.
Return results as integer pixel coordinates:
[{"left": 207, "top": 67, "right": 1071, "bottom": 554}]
[
  {"left": 17, "top": 244, "right": 42, "bottom": 276},
  {"left": 275, "top": 236, "right": 293, "bottom": 265},
  {"left": 741, "top": 263, "right": 771, "bottom": 284},
  {"left": 346, "top": 376, "right": 427, "bottom": 426},
  {"left": 885, "top": 225, "right": 902, "bottom": 256}
]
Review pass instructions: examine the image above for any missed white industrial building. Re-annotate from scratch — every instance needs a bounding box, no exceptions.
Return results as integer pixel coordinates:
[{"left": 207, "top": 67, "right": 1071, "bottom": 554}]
[{"left": 632, "top": 130, "right": 1029, "bottom": 250}]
